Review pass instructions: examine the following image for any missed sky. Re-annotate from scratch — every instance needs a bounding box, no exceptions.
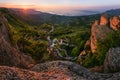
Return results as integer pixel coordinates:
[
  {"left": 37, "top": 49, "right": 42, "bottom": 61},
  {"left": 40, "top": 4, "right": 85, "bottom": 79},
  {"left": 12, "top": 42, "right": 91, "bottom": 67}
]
[{"left": 0, "top": 0, "right": 120, "bottom": 15}]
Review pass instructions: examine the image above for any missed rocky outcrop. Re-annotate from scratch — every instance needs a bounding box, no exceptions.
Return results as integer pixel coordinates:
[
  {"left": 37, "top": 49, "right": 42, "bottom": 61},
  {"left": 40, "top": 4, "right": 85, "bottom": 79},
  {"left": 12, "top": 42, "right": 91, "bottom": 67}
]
[
  {"left": 80, "top": 15, "right": 120, "bottom": 55},
  {"left": 110, "top": 16, "right": 120, "bottom": 31},
  {"left": 90, "top": 20, "right": 99, "bottom": 53},
  {"left": 100, "top": 14, "right": 108, "bottom": 26},
  {"left": 0, "top": 12, "right": 34, "bottom": 68},
  {"left": 79, "top": 15, "right": 113, "bottom": 55},
  {"left": 104, "top": 47, "right": 120, "bottom": 73},
  {"left": 0, "top": 61, "right": 120, "bottom": 80},
  {"left": 91, "top": 15, "right": 114, "bottom": 53}
]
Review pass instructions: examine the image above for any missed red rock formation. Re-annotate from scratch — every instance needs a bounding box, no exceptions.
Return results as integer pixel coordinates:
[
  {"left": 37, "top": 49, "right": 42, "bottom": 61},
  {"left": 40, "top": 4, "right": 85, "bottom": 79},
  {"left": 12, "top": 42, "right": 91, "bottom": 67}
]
[
  {"left": 90, "top": 20, "right": 99, "bottom": 53},
  {"left": 90, "top": 15, "right": 116, "bottom": 53},
  {"left": 80, "top": 14, "right": 115, "bottom": 54},
  {"left": 100, "top": 14, "right": 108, "bottom": 26},
  {"left": 110, "top": 16, "right": 120, "bottom": 31}
]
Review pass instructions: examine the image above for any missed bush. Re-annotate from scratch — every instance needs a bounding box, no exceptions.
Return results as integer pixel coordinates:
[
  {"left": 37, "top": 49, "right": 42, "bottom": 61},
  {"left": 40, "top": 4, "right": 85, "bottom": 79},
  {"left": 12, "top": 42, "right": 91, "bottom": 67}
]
[{"left": 71, "top": 47, "right": 79, "bottom": 57}]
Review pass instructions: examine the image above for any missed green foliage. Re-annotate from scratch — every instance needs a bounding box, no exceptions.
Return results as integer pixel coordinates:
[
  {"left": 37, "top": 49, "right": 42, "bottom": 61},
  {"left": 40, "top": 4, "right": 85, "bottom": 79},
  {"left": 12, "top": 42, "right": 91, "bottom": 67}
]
[
  {"left": 0, "top": 8, "right": 92, "bottom": 62},
  {"left": 42, "top": 53, "right": 52, "bottom": 61},
  {"left": 7, "top": 20, "right": 51, "bottom": 62},
  {"left": 95, "top": 31, "right": 120, "bottom": 65},
  {"left": 81, "top": 51, "right": 99, "bottom": 67},
  {"left": 81, "top": 31, "right": 120, "bottom": 67},
  {"left": 71, "top": 31, "right": 90, "bottom": 53},
  {"left": 71, "top": 47, "right": 79, "bottom": 56},
  {"left": 8, "top": 24, "right": 20, "bottom": 46}
]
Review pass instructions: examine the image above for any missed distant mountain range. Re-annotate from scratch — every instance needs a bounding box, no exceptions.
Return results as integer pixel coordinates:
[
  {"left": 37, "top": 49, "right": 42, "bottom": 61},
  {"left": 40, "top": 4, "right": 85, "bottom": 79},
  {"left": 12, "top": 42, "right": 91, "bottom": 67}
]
[
  {"left": 9, "top": 8, "right": 120, "bottom": 16},
  {"left": 10, "top": 8, "right": 100, "bottom": 16},
  {"left": 0, "top": 7, "right": 120, "bottom": 26},
  {"left": 104, "top": 9, "right": 120, "bottom": 16},
  {"left": 55, "top": 10, "right": 100, "bottom": 16}
]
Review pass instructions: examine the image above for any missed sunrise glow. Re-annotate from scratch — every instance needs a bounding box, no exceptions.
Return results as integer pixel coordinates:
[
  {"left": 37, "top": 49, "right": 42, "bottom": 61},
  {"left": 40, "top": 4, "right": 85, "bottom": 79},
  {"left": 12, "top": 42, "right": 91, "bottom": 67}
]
[{"left": 0, "top": 0, "right": 120, "bottom": 15}]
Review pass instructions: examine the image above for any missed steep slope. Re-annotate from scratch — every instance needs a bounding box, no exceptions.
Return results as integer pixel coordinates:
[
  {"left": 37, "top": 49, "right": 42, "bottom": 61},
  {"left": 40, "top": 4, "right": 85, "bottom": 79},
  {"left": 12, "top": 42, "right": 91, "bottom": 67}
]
[{"left": 0, "top": 12, "right": 34, "bottom": 68}]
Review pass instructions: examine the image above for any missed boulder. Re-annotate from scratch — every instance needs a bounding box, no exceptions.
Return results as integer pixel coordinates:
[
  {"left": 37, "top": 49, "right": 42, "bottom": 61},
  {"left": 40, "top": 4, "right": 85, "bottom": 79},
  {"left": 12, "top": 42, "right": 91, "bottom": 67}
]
[{"left": 104, "top": 47, "right": 120, "bottom": 73}]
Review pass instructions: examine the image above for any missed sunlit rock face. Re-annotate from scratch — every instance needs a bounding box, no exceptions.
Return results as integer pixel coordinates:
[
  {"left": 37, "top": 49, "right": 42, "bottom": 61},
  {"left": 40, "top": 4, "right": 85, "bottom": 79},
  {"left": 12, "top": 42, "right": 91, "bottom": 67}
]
[
  {"left": 100, "top": 14, "right": 108, "bottom": 26},
  {"left": 90, "top": 15, "right": 120, "bottom": 53},
  {"left": 90, "top": 15, "right": 112, "bottom": 53},
  {"left": 90, "top": 20, "right": 99, "bottom": 53},
  {"left": 110, "top": 16, "right": 120, "bottom": 31},
  {"left": 79, "top": 15, "right": 112, "bottom": 54},
  {"left": 0, "top": 13, "right": 34, "bottom": 68}
]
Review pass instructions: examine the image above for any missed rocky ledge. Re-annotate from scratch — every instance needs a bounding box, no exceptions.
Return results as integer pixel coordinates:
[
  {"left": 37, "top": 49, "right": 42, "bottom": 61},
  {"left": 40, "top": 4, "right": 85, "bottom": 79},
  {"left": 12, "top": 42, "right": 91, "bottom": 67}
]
[{"left": 0, "top": 61, "right": 120, "bottom": 80}]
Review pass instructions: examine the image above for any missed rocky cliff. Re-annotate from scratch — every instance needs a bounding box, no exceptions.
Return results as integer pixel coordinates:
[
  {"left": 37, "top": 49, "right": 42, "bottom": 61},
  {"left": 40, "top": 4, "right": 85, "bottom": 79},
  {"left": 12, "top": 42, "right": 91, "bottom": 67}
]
[
  {"left": 80, "top": 14, "right": 120, "bottom": 55},
  {"left": 0, "top": 12, "right": 34, "bottom": 68},
  {"left": 90, "top": 14, "right": 112, "bottom": 53}
]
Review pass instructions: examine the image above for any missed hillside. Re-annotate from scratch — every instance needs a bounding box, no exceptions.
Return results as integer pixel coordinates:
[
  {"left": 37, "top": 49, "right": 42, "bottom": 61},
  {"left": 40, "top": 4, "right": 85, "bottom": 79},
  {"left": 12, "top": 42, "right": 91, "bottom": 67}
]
[
  {"left": 0, "top": 7, "right": 120, "bottom": 80},
  {"left": 0, "top": 7, "right": 91, "bottom": 62}
]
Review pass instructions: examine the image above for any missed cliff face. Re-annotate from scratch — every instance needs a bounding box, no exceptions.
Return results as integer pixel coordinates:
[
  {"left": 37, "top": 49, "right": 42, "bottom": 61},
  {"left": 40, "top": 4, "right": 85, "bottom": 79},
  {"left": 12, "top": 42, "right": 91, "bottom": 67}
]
[
  {"left": 90, "top": 15, "right": 112, "bottom": 53},
  {"left": 80, "top": 15, "right": 120, "bottom": 55},
  {"left": 0, "top": 13, "right": 34, "bottom": 68}
]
